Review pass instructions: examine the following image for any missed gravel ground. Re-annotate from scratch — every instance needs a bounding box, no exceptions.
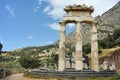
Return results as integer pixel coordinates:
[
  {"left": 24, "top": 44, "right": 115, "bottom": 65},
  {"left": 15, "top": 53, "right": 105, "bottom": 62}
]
[{"left": 0, "top": 74, "right": 48, "bottom": 80}]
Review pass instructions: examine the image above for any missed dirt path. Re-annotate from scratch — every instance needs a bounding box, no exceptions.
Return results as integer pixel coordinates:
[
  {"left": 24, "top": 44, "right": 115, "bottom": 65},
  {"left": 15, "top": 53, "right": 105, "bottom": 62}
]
[{"left": 0, "top": 74, "right": 45, "bottom": 80}]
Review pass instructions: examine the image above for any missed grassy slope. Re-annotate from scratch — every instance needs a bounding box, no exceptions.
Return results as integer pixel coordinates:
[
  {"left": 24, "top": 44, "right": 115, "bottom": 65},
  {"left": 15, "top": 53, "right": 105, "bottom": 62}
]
[
  {"left": 87, "top": 46, "right": 120, "bottom": 58},
  {"left": 100, "top": 46, "right": 120, "bottom": 58}
]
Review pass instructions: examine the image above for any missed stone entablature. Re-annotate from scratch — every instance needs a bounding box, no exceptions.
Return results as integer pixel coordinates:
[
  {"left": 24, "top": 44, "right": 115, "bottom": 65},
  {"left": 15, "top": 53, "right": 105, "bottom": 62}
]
[
  {"left": 62, "top": 4, "right": 95, "bottom": 24},
  {"left": 64, "top": 4, "right": 94, "bottom": 19},
  {"left": 62, "top": 16, "right": 94, "bottom": 23},
  {"left": 64, "top": 4, "right": 94, "bottom": 13}
]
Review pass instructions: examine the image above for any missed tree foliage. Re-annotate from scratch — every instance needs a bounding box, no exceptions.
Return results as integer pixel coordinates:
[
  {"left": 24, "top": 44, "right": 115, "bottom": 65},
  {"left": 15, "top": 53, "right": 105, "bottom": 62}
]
[
  {"left": 83, "top": 43, "right": 91, "bottom": 54},
  {"left": 82, "top": 28, "right": 120, "bottom": 54},
  {"left": 19, "top": 52, "right": 40, "bottom": 69},
  {"left": 51, "top": 54, "right": 58, "bottom": 64},
  {"left": 0, "top": 42, "right": 3, "bottom": 51},
  {"left": 98, "top": 28, "right": 120, "bottom": 49}
]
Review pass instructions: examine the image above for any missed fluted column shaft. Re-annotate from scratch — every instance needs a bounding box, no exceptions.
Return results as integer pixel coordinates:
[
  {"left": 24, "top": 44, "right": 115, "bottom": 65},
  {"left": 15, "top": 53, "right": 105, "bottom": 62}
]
[
  {"left": 91, "top": 22, "right": 99, "bottom": 72},
  {"left": 58, "top": 22, "right": 66, "bottom": 71},
  {"left": 75, "top": 21, "right": 83, "bottom": 70}
]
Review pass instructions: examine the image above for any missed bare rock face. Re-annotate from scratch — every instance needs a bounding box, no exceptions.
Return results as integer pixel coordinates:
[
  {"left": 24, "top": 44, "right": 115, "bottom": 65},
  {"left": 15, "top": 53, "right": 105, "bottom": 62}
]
[
  {"left": 96, "top": 1, "right": 120, "bottom": 25},
  {"left": 96, "top": 1, "right": 120, "bottom": 40}
]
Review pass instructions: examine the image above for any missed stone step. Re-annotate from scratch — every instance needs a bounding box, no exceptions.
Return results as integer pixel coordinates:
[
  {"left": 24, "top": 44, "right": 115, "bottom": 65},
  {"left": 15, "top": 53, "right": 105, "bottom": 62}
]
[{"left": 29, "top": 70, "right": 117, "bottom": 78}]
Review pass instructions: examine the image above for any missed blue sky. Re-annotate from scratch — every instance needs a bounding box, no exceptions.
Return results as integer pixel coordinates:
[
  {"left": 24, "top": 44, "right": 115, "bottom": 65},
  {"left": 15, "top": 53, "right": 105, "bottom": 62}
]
[{"left": 0, "top": 0, "right": 119, "bottom": 51}]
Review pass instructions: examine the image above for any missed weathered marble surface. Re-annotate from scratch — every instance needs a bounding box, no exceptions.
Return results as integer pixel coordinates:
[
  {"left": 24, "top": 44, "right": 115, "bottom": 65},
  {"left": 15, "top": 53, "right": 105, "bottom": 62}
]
[{"left": 58, "top": 4, "right": 99, "bottom": 72}]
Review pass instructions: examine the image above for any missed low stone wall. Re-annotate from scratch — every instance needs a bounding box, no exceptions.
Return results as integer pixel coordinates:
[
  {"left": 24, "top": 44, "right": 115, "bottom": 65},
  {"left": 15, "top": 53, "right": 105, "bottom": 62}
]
[
  {"left": 24, "top": 70, "right": 117, "bottom": 79},
  {"left": 99, "top": 49, "right": 120, "bottom": 69},
  {"left": 0, "top": 69, "right": 11, "bottom": 78}
]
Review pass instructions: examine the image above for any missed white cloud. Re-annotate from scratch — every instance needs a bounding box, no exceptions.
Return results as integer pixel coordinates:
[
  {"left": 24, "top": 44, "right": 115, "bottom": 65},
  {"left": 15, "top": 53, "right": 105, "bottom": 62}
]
[
  {"left": 27, "top": 36, "right": 34, "bottom": 39},
  {"left": 47, "top": 41, "right": 53, "bottom": 44},
  {"left": 43, "top": 0, "right": 119, "bottom": 19},
  {"left": 43, "top": 6, "right": 51, "bottom": 12},
  {"left": 5, "top": 5, "right": 16, "bottom": 17},
  {"left": 38, "top": 0, "right": 43, "bottom": 5},
  {"left": 67, "top": 23, "right": 75, "bottom": 29},
  {"left": 47, "top": 7, "right": 65, "bottom": 19},
  {"left": 48, "top": 23, "right": 60, "bottom": 30},
  {"left": 34, "top": 0, "right": 44, "bottom": 12},
  {"left": 34, "top": 6, "right": 40, "bottom": 12}
]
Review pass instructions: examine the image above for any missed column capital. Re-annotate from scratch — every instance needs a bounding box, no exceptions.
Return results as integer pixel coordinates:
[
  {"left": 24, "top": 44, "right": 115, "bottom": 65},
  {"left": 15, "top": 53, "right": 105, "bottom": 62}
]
[
  {"left": 59, "top": 21, "right": 66, "bottom": 31},
  {"left": 91, "top": 21, "right": 97, "bottom": 25},
  {"left": 59, "top": 21, "right": 66, "bottom": 25},
  {"left": 91, "top": 21, "right": 97, "bottom": 33}
]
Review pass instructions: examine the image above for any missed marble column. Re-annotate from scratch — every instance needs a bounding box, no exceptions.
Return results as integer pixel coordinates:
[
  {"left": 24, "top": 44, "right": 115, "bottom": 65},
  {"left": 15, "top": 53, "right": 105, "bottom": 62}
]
[
  {"left": 58, "top": 22, "right": 66, "bottom": 71},
  {"left": 91, "top": 22, "right": 99, "bottom": 72},
  {"left": 75, "top": 21, "right": 83, "bottom": 70}
]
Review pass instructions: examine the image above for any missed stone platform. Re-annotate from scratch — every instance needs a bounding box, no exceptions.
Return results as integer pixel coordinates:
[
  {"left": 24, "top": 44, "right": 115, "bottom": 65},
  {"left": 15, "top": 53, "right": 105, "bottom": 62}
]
[{"left": 24, "top": 69, "right": 117, "bottom": 79}]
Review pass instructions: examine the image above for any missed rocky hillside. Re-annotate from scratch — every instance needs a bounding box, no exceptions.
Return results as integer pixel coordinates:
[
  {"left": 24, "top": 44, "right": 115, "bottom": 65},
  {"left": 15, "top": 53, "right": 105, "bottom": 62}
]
[
  {"left": 96, "top": 1, "right": 120, "bottom": 25},
  {"left": 8, "top": 45, "right": 58, "bottom": 58},
  {"left": 56, "top": 1, "right": 120, "bottom": 46},
  {"left": 97, "top": 1, "right": 120, "bottom": 40}
]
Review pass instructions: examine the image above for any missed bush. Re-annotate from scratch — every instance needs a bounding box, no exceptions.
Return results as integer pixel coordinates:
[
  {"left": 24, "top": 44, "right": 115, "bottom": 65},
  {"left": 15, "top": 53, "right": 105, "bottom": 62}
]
[
  {"left": 69, "top": 76, "right": 75, "bottom": 80},
  {"left": 111, "top": 74, "right": 120, "bottom": 80},
  {"left": 19, "top": 52, "right": 40, "bottom": 69},
  {"left": 83, "top": 43, "right": 91, "bottom": 54},
  {"left": 98, "top": 28, "right": 120, "bottom": 49}
]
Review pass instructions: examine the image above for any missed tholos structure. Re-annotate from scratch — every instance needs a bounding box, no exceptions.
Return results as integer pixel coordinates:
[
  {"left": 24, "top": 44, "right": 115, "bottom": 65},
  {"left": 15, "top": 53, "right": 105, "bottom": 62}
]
[{"left": 58, "top": 4, "right": 99, "bottom": 72}]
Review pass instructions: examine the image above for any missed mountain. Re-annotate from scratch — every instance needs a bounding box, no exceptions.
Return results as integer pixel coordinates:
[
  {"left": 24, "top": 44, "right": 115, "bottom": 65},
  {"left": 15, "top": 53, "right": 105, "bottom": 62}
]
[
  {"left": 96, "top": 1, "right": 120, "bottom": 40},
  {"left": 55, "top": 1, "right": 120, "bottom": 46},
  {"left": 96, "top": 1, "right": 120, "bottom": 25}
]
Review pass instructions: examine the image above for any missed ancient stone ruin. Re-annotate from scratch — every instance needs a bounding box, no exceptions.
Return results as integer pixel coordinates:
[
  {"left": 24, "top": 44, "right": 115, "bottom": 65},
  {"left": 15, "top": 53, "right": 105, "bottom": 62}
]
[
  {"left": 58, "top": 4, "right": 99, "bottom": 72},
  {"left": 24, "top": 4, "right": 117, "bottom": 79}
]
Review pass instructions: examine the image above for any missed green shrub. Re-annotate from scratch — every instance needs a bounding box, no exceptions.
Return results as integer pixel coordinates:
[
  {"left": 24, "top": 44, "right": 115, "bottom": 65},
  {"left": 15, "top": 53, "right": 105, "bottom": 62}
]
[
  {"left": 69, "top": 76, "right": 75, "bottom": 80},
  {"left": 98, "top": 28, "right": 120, "bottom": 49},
  {"left": 83, "top": 43, "right": 91, "bottom": 54},
  {"left": 111, "top": 74, "right": 120, "bottom": 80},
  {"left": 19, "top": 52, "right": 40, "bottom": 69}
]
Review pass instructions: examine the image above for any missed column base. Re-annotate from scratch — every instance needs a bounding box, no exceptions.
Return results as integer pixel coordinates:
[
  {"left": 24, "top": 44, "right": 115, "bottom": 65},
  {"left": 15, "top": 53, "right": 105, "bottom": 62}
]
[
  {"left": 75, "top": 60, "right": 83, "bottom": 70},
  {"left": 92, "top": 67, "right": 99, "bottom": 72},
  {"left": 58, "top": 60, "right": 65, "bottom": 71},
  {"left": 91, "top": 59, "right": 99, "bottom": 72},
  {"left": 93, "top": 65, "right": 99, "bottom": 72}
]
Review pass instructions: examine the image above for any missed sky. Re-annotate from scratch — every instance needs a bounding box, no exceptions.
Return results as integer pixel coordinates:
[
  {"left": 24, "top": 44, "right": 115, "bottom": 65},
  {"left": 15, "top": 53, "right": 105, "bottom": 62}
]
[{"left": 0, "top": 0, "right": 119, "bottom": 51}]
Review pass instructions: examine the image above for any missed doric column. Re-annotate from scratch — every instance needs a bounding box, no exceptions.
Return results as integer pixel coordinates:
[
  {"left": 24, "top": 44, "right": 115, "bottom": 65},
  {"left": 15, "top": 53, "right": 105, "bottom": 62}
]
[
  {"left": 75, "top": 21, "right": 83, "bottom": 70},
  {"left": 91, "top": 22, "right": 99, "bottom": 72},
  {"left": 58, "top": 22, "right": 66, "bottom": 71}
]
